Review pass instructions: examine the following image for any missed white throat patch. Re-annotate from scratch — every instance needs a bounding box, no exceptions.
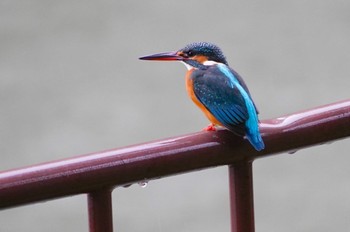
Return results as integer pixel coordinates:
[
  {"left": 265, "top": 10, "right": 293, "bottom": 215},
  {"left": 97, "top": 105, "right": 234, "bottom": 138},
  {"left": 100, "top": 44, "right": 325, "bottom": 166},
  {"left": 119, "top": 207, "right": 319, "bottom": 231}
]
[{"left": 181, "top": 61, "right": 193, "bottom": 70}]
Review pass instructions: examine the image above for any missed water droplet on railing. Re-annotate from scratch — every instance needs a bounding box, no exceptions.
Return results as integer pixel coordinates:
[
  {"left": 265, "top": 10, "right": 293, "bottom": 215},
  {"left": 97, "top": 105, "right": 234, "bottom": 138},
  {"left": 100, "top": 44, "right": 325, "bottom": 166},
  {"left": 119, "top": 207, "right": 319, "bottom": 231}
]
[
  {"left": 322, "top": 141, "right": 334, "bottom": 145},
  {"left": 138, "top": 180, "right": 148, "bottom": 188}
]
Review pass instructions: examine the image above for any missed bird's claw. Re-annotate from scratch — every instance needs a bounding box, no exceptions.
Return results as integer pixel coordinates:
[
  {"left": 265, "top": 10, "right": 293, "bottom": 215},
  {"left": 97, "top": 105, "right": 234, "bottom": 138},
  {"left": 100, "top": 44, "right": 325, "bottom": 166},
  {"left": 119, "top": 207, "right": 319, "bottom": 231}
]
[{"left": 203, "top": 124, "right": 216, "bottom": 131}]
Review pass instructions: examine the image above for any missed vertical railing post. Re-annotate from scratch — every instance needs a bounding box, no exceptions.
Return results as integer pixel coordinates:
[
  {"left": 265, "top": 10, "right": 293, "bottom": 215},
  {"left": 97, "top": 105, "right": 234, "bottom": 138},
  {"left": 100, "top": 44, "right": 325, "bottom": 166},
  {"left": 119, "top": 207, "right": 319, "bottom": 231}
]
[
  {"left": 88, "top": 188, "right": 114, "bottom": 232},
  {"left": 228, "top": 162, "right": 255, "bottom": 232}
]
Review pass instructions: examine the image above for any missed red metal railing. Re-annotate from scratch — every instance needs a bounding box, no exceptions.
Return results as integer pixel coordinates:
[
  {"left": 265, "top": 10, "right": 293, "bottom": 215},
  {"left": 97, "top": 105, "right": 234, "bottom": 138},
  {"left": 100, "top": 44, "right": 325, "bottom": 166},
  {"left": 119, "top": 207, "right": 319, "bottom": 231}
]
[{"left": 1, "top": 99, "right": 350, "bottom": 232}]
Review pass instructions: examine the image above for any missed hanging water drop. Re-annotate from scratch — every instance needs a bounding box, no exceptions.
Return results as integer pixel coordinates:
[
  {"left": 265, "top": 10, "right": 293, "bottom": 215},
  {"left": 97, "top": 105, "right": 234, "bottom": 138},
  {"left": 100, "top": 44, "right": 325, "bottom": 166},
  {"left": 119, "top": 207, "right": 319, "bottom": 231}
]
[
  {"left": 288, "top": 150, "right": 298, "bottom": 154},
  {"left": 138, "top": 180, "right": 148, "bottom": 188}
]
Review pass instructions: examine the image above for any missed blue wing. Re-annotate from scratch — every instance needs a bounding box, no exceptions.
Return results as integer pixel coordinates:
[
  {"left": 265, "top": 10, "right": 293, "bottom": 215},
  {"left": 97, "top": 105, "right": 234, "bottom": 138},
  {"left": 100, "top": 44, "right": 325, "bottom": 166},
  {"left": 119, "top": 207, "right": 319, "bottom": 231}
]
[
  {"left": 191, "top": 64, "right": 265, "bottom": 150},
  {"left": 191, "top": 65, "right": 249, "bottom": 136}
]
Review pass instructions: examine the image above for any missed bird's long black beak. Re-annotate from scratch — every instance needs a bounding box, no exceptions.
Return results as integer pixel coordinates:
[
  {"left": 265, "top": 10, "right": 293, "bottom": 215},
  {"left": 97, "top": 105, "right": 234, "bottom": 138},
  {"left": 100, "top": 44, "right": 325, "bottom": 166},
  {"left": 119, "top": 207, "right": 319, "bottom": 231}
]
[{"left": 139, "top": 51, "right": 184, "bottom": 61}]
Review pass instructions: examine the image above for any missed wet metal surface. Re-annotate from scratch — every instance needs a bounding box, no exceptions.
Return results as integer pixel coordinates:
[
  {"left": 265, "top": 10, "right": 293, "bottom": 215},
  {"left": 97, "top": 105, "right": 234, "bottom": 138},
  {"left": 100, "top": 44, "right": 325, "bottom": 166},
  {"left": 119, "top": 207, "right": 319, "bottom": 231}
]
[{"left": 0, "top": 99, "right": 349, "bottom": 209}]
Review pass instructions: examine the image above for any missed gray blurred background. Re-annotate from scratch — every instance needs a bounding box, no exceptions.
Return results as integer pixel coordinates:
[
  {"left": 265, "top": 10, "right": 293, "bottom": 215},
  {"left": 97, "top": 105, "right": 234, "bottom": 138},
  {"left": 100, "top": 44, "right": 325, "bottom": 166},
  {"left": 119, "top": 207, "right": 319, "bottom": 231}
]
[{"left": 0, "top": 1, "right": 349, "bottom": 231}]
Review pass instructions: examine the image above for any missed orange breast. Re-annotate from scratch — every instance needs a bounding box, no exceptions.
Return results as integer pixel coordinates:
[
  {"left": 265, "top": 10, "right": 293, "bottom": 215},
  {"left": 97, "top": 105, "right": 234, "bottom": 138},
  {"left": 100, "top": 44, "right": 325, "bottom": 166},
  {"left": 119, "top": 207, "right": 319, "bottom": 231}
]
[{"left": 185, "top": 69, "right": 222, "bottom": 126}]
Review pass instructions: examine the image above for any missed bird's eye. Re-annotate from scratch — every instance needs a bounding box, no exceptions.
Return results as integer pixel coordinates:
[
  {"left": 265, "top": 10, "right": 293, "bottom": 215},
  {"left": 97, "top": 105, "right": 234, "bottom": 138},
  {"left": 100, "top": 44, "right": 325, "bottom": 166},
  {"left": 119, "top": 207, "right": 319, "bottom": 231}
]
[{"left": 187, "top": 51, "right": 193, "bottom": 57}]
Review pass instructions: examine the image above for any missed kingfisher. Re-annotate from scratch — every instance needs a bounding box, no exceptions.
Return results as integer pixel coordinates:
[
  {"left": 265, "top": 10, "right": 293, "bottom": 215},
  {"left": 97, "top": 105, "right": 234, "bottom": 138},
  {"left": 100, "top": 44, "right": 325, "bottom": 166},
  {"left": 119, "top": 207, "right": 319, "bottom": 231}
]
[{"left": 139, "top": 42, "right": 264, "bottom": 151}]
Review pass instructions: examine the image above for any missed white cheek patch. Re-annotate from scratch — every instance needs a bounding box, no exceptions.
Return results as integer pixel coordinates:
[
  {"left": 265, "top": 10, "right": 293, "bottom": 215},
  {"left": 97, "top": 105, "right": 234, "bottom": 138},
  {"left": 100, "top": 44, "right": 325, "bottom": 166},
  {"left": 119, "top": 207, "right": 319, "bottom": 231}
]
[
  {"left": 180, "top": 60, "right": 225, "bottom": 70},
  {"left": 203, "top": 60, "right": 220, "bottom": 66}
]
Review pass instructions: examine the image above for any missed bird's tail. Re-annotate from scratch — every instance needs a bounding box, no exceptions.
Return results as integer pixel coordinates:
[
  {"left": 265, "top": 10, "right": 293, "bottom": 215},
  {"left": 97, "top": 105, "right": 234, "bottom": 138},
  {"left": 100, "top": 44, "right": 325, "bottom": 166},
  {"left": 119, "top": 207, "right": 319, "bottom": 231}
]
[{"left": 245, "top": 132, "right": 265, "bottom": 151}]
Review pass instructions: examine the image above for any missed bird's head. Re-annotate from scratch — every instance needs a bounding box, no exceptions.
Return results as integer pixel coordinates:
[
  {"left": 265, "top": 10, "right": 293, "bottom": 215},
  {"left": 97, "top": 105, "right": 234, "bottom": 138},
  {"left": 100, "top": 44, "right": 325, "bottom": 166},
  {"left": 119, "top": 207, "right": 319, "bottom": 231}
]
[{"left": 139, "top": 42, "right": 228, "bottom": 69}]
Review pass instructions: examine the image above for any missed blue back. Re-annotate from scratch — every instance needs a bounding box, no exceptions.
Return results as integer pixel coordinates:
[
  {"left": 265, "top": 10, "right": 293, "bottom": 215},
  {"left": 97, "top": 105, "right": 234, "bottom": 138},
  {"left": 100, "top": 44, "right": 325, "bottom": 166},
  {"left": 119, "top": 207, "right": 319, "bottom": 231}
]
[{"left": 191, "top": 63, "right": 265, "bottom": 151}]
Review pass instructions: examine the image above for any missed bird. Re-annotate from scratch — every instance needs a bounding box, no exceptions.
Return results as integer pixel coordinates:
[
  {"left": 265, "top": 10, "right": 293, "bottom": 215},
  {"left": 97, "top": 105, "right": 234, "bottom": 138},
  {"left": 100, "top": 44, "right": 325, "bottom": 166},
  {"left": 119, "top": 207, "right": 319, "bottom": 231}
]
[{"left": 139, "top": 42, "right": 265, "bottom": 151}]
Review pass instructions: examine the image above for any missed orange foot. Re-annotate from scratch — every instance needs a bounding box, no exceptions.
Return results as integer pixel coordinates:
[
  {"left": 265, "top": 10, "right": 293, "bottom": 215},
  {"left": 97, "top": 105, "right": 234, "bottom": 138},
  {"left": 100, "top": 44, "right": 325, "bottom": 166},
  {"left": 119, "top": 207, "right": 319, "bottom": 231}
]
[{"left": 203, "top": 123, "right": 216, "bottom": 131}]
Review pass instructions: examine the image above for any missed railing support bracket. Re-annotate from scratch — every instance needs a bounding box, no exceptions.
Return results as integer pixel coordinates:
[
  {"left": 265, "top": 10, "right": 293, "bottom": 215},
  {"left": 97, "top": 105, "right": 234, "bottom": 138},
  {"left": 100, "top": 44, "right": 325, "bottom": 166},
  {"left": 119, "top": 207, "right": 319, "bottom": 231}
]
[
  {"left": 229, "top": 162, "right": 255, "bottom": 232},
  {"left": 88, "top": 188, "right": 114, "bottom": 232}
]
